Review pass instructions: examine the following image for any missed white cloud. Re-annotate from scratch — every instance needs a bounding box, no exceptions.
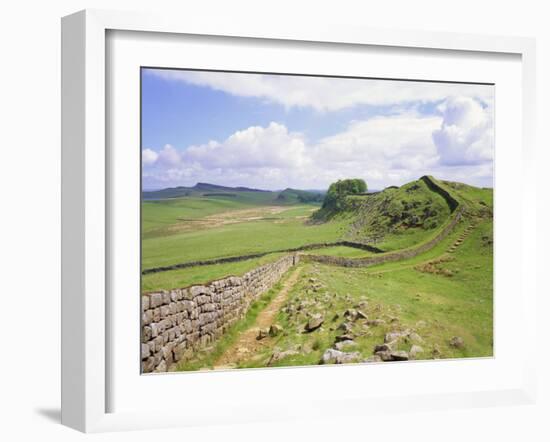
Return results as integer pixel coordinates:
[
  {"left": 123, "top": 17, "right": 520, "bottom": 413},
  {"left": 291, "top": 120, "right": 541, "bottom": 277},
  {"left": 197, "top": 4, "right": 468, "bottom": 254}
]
[
  {"left": 142, "top": 148, "right": 158, "bottom": 166},
  {"left": 146, "top": 69, "right": 493, "bottom": 112},
  {"left": 142, "top": 96, "right": 494, "bottom": 190},
  {"left": 432, "top": 96, "right": 494, "bottom": 166},
  {"left": 184, "top": 122, "right": 309, "bottom": 170},
  {"left": 157, "top": 144, "right": 182, "bottom": 166}
]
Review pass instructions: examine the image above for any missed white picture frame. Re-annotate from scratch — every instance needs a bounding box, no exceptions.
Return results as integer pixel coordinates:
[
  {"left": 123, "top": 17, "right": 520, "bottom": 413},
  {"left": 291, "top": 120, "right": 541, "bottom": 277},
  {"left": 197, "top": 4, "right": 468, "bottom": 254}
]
[{"left": 61, "top": 9, "right": 537, "bottom": 433}]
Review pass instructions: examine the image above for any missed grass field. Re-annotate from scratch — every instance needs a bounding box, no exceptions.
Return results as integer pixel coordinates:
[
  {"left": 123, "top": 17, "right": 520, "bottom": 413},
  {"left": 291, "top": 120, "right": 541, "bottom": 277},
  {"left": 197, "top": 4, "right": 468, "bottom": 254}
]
[
  {"left": 141, "top": 177, "right": 493, "bottom": 369},
  {"left": 142, "top": 200, "right": 347, "bottom": 270},
  {"left": 142, "top": 252, "right": 286, "bottom": 292},
  {"left": 178, "top": 217, "right": 493, "bottom": 370}
]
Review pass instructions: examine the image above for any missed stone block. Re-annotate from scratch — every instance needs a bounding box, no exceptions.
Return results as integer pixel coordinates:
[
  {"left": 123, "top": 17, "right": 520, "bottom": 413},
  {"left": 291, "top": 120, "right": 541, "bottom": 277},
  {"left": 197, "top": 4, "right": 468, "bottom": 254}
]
[
  {"left": 142, "top": 357, "right": 155, "bottom": 373},
  {"left": 150, "top": 293, "right": 163, "bottom": 308},
  {"left": 142, "top": 310, "right": 153, "bottom": 326},
  {"left": 160, "top": 305, "right": 171, "bottom": 318},
  {"left": 141, "top": 325, "right": 152, "bottom": 343},
  {"left": 150, "top": 322, "right": 160, "bottom": 338},
  {"left": 141, "top": 343, "right": 150, "bottom": 360},
  {"left": 141, "top": 295, "right": 150, "bottom": 311},
  {"left": 152, "top": 308, "right": 161, "bottom": 322}
]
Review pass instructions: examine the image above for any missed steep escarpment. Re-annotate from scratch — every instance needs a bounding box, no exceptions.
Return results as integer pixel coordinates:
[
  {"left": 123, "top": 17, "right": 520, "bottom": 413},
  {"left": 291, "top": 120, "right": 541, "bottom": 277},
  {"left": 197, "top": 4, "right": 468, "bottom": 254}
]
[{"left": 311, "top": 176, "right": 492, "bottom": 246}]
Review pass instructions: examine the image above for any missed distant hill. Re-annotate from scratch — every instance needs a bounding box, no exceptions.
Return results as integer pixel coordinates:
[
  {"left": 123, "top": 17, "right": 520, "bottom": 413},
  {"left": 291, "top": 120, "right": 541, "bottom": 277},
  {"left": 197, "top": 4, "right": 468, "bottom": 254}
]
[
  {"left": 143, "top": 182, "right": 268, "bottom": 200},
  {"left": 193, "top": 182, "right": 269, "bottom": 193},
  {"left": 142, "top": 182, "right": 323, "bottom": 205}
]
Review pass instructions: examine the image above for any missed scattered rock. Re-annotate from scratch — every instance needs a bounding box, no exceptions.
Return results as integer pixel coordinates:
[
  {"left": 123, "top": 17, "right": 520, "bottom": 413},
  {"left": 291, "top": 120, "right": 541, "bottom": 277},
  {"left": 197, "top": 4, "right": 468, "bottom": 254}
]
[
  {"left": 385, "top": 331, "right": 407, "bottom": 343},
  {"left": 267, "top": 349, "right": 299, "bottom": 365},
  {"left": 321, "top": 349, "right": 343, "bottom": 364},
  {"left": 449, "top": 336, "right": 465, "bottom": 349},
  {"left": 334, "top": 334, "right": 355, "bottom": 343},
  {"left": 338, "top": 352, "right": 361, "bottom": 364},
  {"left": 256, "top": 328, "right": 269, "bottom": 340},
  {"left": 390, "top": 351, "right": 409, "bottom": 361},
  {"left": 321, "top": 349, "right": 361, "bottom": 364},
  {"left": 363, "top": 355, "right": 382, "bottom": 363},
  {"left": 356, "top": 310, "right": 368, "bottom": 320},
  {"left": 409, "top": 345, "right": 424, "bottom": 359},
  {"left": 374, "top": 350, "right": 393, "bottom": 361},
  {"left": 337, "top": 322, "right": 353, "bottom": 333},
  {"left": 269, "top": 324, "right": 283, "bottom": 337},
  {"left": 366, "top": 319, "right": 385, "bottom": 327},
  {"left": 335, "top": 340, "right": 357, "bottom": 351},
  {"left": 304, "top": 314, "right": 324, "bottom": 332},
  {"left": 344, "top": 309, "right": 358, "bottom": 321},
  {"left": 374, "top": 343, "right": 394, "bottom": 353}
]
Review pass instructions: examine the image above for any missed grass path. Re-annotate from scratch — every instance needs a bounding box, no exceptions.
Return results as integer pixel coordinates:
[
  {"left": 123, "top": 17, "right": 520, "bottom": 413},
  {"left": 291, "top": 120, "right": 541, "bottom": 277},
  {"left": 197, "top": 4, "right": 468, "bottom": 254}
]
[{"left": 213, "top": 266, "right": 303, "bottom": 368}]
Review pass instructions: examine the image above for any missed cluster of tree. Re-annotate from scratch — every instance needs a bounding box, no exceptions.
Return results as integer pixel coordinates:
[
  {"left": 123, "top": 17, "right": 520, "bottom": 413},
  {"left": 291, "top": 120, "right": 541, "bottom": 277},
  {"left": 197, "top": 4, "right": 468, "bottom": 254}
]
[{"left": 321, "top": 178, "right": 368, "bottom": 211}]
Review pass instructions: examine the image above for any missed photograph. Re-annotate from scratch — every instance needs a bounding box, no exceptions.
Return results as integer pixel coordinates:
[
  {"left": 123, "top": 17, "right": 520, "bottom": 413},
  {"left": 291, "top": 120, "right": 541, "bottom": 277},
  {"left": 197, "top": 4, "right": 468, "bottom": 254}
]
[{"left": 140, "top": 68, "right": 494, "bottom": 373}]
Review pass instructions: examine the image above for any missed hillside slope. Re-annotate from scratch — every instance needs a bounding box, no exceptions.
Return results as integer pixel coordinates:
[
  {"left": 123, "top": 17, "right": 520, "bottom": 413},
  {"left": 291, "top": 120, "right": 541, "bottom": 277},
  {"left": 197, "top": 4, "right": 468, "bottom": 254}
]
[{"left": 312, "top": 176, "right": 492, "bottom": 247}]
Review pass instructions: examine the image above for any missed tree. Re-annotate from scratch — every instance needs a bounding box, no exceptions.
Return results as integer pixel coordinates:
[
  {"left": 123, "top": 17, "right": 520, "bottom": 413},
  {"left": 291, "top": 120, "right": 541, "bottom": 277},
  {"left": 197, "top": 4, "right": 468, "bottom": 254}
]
[{"left": 322, "top": 178, "right": 367, "bottom": 211}]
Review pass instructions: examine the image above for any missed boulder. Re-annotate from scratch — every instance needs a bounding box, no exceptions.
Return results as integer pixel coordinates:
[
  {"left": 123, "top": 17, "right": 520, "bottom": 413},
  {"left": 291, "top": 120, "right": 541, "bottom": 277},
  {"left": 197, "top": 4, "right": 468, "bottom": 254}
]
[
  {"left": 363, "top": 355, "right": 382, "bottom": 363},
  {"left": 344, "top": 309, "right": 358, "bottom": 321},
  {"left": 321, "top": 349, "right": 344, "bottom": 364},
  {"left": 449, "top": 336, "right": 465, "bottom": 349},
  {"left": 335, "top": 340, "right": 357, "bottom": 351},
  {"left": 320, "top": 349, "right": 361, "bottom": 364},
  {"left": 338, "top": 351, "right": 361, "bottom": 364},
  {"left": 268, "top": 349, "right": 299, "bottom": 365},
  {"left": 304, "top": 314, "right": 324, "bottom": 332},
  {"left": 385, "top": 331, "right": 406, "bottom": 343},
  {"left": 374, "top": 343, "right": 394, "bottom": 353},
  {"left": 356, "top": 310, "right": 368, "bottom": 320},
  {"left": 269, "top": 324, "right": 283, "bottom": 337},
  {"left": 374, "top": 350, "right": 393, "bottom": 361},
  {"left": 256, "top": 328, "right": 269, "bottom": 340},
  {"left": 334, "top": 334, "right": 354, "bottom": 343},
  {"left": 390, "top": 351, "right": 409, "bottom": 361},
  {"left": 337, "top": 321, "right": 353, "bottom": 333}
]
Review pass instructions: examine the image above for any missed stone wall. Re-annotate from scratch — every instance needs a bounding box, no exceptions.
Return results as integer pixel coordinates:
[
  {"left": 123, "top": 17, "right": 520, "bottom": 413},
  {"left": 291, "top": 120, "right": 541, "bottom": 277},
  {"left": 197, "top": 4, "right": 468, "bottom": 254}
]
[
  {"left": 142, "top": 240, "right": 382, "bottom": 275},
  {"left": 420, "top": 175, "right": 459, "bottom": 212},
  {"left": 305, "top": 176, "right": 464, "bottom": 269},
  {"left": 305, "top": 207, "right": 464, "bottom": 268},
  {"left": 141, "top": 254, "right": 299, "bottom": 373}
]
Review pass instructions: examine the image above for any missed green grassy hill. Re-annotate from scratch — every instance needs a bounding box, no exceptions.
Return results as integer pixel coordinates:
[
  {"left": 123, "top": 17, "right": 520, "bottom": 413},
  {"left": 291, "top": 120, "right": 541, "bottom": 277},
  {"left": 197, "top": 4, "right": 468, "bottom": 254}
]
[
  {"left": 141, "top": 177, "right": 492, "bottom": 290},
  {"left": 311, "top": 176, "right": 493, "bottom": 251}
]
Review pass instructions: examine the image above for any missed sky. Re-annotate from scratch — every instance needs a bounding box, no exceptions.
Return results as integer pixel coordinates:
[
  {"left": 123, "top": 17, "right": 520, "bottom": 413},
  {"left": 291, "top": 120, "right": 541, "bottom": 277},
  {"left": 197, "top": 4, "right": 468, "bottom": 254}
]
[{"left": 141, "top": 68, "right": 494, "bottom": 191}]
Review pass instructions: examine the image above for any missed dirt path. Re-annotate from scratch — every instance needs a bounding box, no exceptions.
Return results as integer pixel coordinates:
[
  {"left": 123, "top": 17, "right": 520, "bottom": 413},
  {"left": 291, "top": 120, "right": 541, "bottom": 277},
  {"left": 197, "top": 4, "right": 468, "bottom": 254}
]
[{"left": 213, "top": 266, "right": 302, "bottom": 369}]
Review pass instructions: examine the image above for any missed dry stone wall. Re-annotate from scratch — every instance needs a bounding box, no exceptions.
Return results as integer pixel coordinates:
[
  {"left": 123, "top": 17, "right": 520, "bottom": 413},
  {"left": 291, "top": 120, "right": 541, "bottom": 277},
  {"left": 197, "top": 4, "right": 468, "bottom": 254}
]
[
  {"left": 305, "top": 176, "right": 464, "bottom": 269},
  {"left": 141, "top": 254, "right": 299, "bottom": 373},
  {"left": 305, "top": 207, "right": 464, "bottom": 268}
]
